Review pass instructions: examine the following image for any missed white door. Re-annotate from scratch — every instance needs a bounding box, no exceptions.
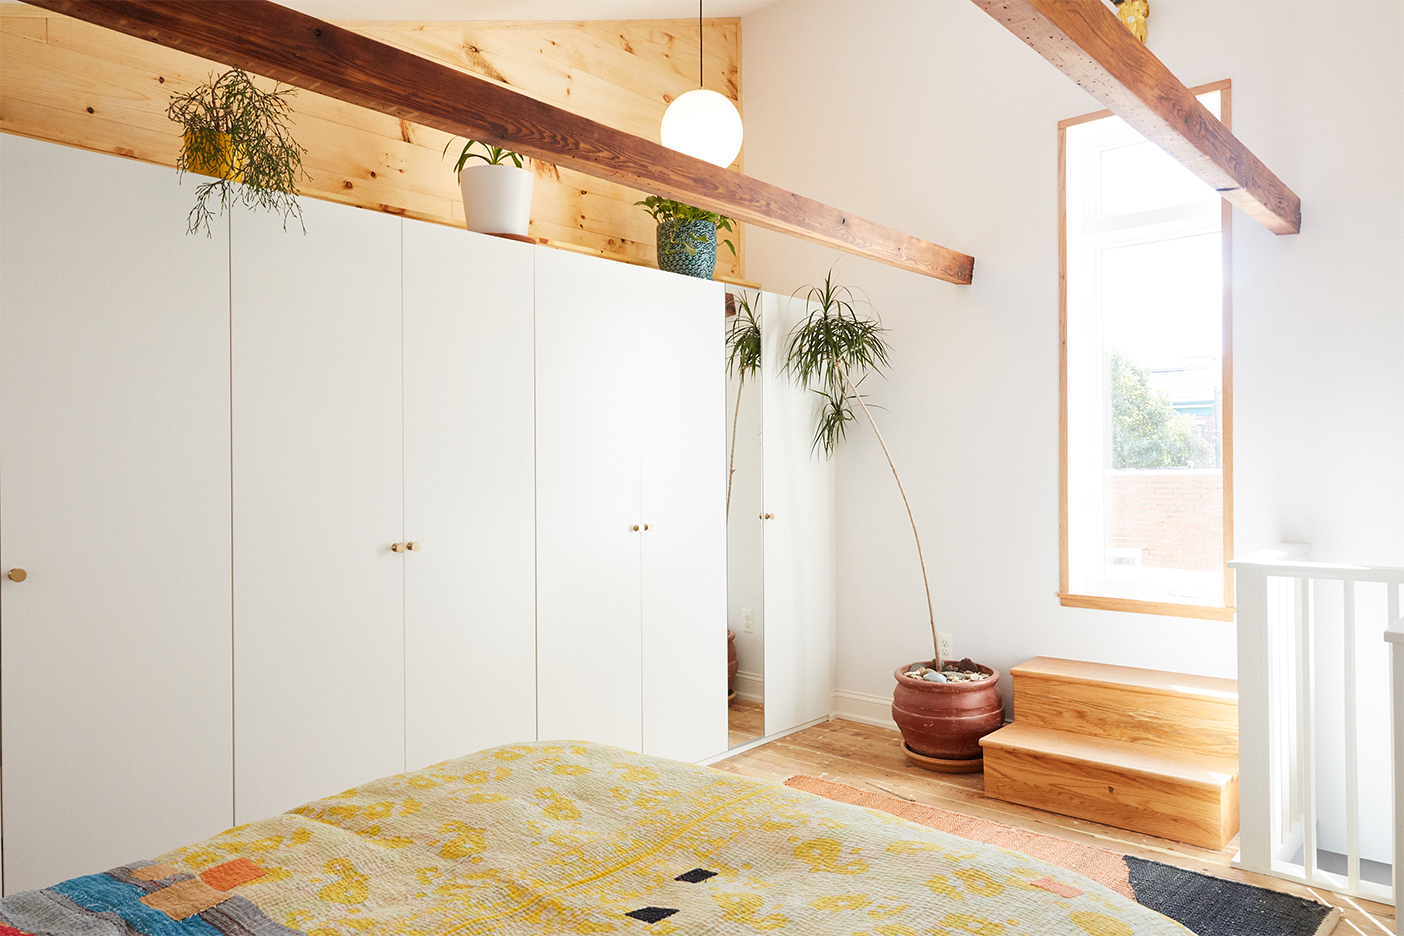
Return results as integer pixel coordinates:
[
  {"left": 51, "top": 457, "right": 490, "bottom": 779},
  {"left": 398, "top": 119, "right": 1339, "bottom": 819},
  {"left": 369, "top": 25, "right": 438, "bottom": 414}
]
[
  {"left": 639, "top": 271, "right": 729, "bottom": 762},
  {"left": 403, "top": 221, "right": 536, "bottom": 769},
  {"left": 231, "top": 200, "right": 405, "bottom": 821},
  {"left": 534, "top": 247, "right": 643, "bottom": 751},
  {"left": 761, "top": 292, "right": 836, "bottom": 737},
  {"left": 0, "top": 137, "right": 233, "bottom": 891}
]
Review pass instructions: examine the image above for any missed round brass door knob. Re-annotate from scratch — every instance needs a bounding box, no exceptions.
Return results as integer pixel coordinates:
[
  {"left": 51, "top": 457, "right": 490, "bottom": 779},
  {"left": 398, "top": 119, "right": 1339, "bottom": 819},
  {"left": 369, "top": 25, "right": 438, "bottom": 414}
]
[
  {"left": 406, "top": 541, "right": 421, "bottom": 551},
  {"left": 391, "top": 542, "right": 406, "bottom": 553},
  {"left": 631, "top": 524, "right": 641, "bottom": 532},
  {"left": 7, "top": 568, "right": 26, "bottom": 582}
]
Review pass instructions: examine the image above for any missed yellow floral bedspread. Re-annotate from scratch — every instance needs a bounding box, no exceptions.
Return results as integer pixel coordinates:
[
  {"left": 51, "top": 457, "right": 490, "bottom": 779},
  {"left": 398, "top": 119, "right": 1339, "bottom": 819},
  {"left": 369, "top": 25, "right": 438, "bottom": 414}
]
[{"left": 155, "top": 740, "right": 1191, "bottom": 936}]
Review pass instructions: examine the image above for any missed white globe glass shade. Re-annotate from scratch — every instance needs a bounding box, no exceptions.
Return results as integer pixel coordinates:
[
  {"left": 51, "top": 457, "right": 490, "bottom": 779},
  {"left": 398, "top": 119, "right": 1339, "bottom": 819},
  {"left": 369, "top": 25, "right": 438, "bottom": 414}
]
[{"left": 660, "top": 89, "right": 743, "bottom": 168}]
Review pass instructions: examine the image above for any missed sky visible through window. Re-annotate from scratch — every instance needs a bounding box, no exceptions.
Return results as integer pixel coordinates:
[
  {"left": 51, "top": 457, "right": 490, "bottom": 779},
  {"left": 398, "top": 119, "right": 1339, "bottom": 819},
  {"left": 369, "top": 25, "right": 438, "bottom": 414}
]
[{"left": 1102, "top": 232, "right": 1222, "bottom": 370}]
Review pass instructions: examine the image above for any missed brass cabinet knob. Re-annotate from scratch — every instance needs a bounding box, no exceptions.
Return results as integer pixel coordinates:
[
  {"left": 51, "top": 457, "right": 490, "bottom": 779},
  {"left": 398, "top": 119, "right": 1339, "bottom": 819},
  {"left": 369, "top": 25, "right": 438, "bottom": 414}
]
[
  {"left": 762, "top": 513, "right": 775, "bottom": 520},
  {"left": 631, "top": 524, "right": 641, "bottom": 532},
  {"left": 391, "top": 542, "right": 406, "bottom": 553},
  {"left": 6, "top": 568, "right": 26, "bottom": 583},
  {"left": 406, "top": 541, "right": 420, "bottom": 551},
  {"left": 643, "top": 524, "right": 651, "bottom": 531}
]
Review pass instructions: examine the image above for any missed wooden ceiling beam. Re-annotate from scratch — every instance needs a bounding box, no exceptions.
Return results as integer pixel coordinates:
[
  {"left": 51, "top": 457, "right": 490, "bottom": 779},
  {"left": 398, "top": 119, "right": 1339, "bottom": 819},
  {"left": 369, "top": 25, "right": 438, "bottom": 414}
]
[
  {"left": 22, "top": 0, "right": 974, "bottom": 284},
  {"left": 973, "top": 0, "right": 1300, "bottom": 235}
]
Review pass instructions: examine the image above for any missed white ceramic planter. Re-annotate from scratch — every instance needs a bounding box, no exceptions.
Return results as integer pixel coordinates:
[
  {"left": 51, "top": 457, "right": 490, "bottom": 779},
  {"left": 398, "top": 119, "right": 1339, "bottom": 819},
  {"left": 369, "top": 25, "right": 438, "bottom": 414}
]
[{"left": 458, "top": 163, "right": 534, "bottom": 237}]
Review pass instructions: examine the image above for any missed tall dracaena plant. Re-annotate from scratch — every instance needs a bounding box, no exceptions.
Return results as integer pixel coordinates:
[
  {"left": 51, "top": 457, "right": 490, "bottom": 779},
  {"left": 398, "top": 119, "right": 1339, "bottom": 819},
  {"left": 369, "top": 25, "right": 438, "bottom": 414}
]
[
  {"left": 785, "top": 270, "right": 940, "bottom": 668},
  {"left": 725, "top": 291, "right": 762, "bottom": 518}
]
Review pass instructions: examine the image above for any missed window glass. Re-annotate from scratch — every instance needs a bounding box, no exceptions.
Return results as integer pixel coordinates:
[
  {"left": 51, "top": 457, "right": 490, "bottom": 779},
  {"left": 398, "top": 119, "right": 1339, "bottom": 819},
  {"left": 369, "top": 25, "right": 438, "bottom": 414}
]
[{"left": 1062, "top": 89, "right": 1230, "bottom": 612}]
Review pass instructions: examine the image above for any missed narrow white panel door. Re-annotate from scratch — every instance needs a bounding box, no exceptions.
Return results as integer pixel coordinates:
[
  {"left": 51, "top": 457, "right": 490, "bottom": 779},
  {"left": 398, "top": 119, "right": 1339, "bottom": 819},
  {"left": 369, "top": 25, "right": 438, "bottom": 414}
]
[
  {"left": 761, "top": 292, "right": 836, "bottom": 737},
  {"left": 232, "top": 200, "right": 404, "bottom": 821},
  {"left": 534, "top": 247, "right": 643, "bottom": 750},
  {"left": 403, "top": 222, "right": 536, "bottom": 769},
  {"left": 640, "top": 271, "right": 729, "bottom": 762},
  {"left": 0, "top": 137, "right": 233, "bottom": 892}
]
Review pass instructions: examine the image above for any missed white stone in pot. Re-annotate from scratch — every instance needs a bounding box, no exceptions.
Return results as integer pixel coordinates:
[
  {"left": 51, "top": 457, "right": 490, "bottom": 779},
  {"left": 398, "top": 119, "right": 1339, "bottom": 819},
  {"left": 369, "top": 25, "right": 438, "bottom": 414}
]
[{"left": 459, "top": 163, "right": 534, "bottom": 237}]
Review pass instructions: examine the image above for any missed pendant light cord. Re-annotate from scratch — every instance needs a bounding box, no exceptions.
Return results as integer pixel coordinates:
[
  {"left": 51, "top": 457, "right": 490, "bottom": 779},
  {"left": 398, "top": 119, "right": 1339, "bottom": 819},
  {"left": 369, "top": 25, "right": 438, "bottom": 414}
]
[{"left": 699, "top": 0, "right": 704, "bottom": 89}]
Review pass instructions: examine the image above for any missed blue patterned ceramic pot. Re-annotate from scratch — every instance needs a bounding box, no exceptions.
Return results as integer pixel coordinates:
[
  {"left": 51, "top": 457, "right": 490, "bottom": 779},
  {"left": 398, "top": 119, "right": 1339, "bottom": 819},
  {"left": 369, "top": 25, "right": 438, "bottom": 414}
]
[{"left": 655, "top": 219, "right": 718, "bottom": 279}]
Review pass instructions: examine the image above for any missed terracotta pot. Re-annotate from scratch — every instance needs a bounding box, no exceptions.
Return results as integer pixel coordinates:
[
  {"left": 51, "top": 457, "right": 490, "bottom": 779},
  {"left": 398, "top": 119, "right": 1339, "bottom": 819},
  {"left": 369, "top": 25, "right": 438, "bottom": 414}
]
[
  {"left": 891, "top": 663, "right": 1004, "bottom": 761},
  {"left": 727, "top": 630, "right": 739, "bottom": 694}
]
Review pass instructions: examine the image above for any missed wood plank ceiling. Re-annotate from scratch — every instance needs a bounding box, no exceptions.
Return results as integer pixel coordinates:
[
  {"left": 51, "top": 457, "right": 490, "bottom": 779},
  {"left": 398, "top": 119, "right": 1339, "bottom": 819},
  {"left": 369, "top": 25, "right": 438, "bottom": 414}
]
[
  {"left": 20, "top": 0, "right": 976, "bottom": 284},
  {"left": 973, "top": 0, "right": 1301, "bottom": 235}
]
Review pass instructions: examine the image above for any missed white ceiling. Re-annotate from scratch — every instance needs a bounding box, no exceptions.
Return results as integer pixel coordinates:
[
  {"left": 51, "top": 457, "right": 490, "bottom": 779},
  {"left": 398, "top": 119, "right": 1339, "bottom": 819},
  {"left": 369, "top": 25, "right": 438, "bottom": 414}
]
[{"left": 278, "top": 0, "right": 779, "bottom": 21}]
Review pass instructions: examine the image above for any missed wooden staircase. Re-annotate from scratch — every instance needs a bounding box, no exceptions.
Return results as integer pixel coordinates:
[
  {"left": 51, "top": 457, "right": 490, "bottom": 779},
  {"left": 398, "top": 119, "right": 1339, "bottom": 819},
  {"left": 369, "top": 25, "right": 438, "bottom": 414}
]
[{"left": 979, "top": 657, "right": 1239, "bottom": 850}]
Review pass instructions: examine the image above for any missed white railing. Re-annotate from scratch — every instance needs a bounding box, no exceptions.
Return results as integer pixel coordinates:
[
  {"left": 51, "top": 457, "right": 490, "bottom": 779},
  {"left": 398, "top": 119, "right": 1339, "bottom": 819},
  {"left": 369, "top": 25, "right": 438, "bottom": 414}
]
[
  {"left": 1388, "top": 615, "right": 1404, "bottom": 910},
  {"left": 1231, "top": 548, "right": 1404, "bottom": 906}
]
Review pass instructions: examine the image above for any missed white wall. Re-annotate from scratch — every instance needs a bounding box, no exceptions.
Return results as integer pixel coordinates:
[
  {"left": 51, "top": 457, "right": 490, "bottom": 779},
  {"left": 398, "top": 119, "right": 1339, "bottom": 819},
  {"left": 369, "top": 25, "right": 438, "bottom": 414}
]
[{"left": 740, "top": 0, "right": 1404, "bottom": 712}]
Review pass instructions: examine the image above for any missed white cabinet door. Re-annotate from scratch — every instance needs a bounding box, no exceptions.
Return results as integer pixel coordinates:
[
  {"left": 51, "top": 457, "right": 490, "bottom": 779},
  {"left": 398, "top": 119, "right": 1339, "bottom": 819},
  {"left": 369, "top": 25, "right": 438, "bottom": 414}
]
[
  {"left": 534, "top": 247, "right": 643, "bottom": 751},
  {"left": 231, "top": 200, "right": 405, "bottom": 821},
  {"left": 640, "top": 271, "right": 728, "bottom": 762},
  {"left": 0, "top": 137, "right": 233, "bottom": 892},
  {"left": 761, "top": 292, "right": 836, "bottom": 737},
  {"left": 403, "top": 222, "right": 536, "bottom": 769}
]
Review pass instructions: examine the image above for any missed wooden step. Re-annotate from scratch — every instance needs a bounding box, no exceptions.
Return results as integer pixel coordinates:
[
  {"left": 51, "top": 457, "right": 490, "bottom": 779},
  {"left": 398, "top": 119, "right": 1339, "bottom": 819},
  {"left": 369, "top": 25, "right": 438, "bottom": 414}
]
[
  {"left": 1011, "top": 657, "right": 1238, "bottom": 760},
  {"left": 979, "top": 722, "right": 1239, "bottom": 850}
]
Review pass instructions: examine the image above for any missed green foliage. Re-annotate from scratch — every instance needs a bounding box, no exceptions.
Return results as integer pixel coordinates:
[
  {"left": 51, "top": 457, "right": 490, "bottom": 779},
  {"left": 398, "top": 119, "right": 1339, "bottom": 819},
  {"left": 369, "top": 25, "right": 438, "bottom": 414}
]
[
  {"left": 634, "top": 196, "right": 736, "bottom": 257},
  {"left": 443, "top": 138, "right": 525, "bottom": 174},
  {"left": 726, "top": 291, "right": 762, "bottom": 379},
  {"left": 1109, "top": 349, "right": 1217, "bottom": 469},
  {"left": 784, "top": 268, "right": 891, "bottom": 456},
  {"left": 167, "top": 69, "right": 307, "bottom": 237}
]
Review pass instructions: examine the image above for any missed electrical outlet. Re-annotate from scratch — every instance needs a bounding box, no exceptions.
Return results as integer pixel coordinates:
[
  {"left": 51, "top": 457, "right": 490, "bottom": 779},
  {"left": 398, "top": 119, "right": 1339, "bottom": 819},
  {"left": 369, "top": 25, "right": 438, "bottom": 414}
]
[
  {"left": 937, "top": 632, "right": 954, "bottom": 662},
  {"left": 742, "top": 608, "right": 755, "bottom": 634}
]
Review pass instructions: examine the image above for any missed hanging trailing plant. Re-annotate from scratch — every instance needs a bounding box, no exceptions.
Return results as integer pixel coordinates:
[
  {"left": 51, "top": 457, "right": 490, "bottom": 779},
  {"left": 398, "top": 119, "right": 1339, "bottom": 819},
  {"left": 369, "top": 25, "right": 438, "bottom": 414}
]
[
  {"left": 167, "top": 68, "right": 307, "bottom": 236},
  {"left": 784, "top": 268, "right": 940, "bottom": 668},
  {"left": 725, "top": 290, "right": 762, "bottom": 517}
]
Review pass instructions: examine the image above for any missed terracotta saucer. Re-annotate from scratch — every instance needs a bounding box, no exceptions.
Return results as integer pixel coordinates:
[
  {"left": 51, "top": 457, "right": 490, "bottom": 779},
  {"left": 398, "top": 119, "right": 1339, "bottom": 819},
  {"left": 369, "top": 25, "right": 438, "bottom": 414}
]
[{"left": 902, "top": 741, "right": 984, "bottom": 774}]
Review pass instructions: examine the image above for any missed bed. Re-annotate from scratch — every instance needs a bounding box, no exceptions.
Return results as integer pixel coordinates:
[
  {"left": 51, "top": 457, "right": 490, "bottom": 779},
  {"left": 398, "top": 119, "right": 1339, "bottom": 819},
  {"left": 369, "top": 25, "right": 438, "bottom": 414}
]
[{"left": 0, "top": 740, "right": 1190, "bottom": 935}]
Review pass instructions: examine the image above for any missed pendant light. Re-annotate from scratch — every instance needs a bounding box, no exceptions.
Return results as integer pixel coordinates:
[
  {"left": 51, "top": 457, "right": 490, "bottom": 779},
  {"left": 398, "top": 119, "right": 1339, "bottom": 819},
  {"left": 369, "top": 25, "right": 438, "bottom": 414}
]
[{"left": 660, "top": 1, "right": 743, "bottom": 168}]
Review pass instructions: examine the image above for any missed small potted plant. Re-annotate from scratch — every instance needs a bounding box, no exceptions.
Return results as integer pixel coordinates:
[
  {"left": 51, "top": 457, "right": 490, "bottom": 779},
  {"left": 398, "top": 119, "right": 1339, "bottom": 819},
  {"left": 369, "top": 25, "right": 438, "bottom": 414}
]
[
  {"left": 167, "top": 68, "right": 307, "bottom": 236},
  {"left": 635, "top": 196, "right": 736, "bottom": 279},
  {"left": 785, "top": 269, "right": 1003, "bottom": 772},
  {"left": 446, "top": 140, "right": 534, "bottom": 238}
]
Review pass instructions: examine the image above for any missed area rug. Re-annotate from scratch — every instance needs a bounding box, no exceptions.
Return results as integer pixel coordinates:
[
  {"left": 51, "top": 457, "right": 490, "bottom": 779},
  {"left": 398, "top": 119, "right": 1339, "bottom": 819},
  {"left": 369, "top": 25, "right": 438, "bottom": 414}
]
[{"left": 784, "top": 775, "right": 1341, "bottom": 936}]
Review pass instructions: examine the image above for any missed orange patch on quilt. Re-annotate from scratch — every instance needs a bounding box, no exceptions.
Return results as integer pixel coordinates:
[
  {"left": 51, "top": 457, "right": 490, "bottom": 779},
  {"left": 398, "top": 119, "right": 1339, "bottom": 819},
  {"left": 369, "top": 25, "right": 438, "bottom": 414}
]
[
  {"left": 140, "top": 878, "right": 229, "bottom": 920},
  {"left": 1031, "top": 877, "right": 1085, "bottom": 898},
  {"left": 130, "top": 863, "right": 181, "bottom": 882},
  {"left": 201, "top": 857, "right": 266, "bottom": 891}
]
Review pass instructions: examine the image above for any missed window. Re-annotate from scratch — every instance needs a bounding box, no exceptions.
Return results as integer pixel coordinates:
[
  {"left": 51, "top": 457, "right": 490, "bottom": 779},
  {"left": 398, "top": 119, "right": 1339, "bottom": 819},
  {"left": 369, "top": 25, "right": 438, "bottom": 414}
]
[{"left": 1059, "top": 82, "right": 1234, "bottom": 621}]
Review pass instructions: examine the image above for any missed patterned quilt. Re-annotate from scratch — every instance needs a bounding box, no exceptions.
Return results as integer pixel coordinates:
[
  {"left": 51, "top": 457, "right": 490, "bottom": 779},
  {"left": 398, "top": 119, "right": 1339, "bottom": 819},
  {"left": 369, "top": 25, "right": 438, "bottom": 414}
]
[{"left": 0, "top": 741, "right": 1191, "bottom": 935}]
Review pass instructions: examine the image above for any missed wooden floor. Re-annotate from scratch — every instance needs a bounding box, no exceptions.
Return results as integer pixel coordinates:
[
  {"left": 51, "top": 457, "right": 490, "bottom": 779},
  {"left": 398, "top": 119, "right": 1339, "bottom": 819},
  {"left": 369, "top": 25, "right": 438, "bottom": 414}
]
[
  {"left": 712, "top": 718, "right": 1396, "bottom": 936},
  {"left": 726, "top": 698, "right": 764, "bottom": 748}
]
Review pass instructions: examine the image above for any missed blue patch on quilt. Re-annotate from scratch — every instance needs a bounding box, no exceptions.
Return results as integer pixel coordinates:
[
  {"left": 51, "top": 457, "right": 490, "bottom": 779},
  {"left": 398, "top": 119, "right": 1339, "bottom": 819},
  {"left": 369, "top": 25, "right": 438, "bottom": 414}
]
[{"left": 50, "top": 874, "right": 224, "bottom": 936}]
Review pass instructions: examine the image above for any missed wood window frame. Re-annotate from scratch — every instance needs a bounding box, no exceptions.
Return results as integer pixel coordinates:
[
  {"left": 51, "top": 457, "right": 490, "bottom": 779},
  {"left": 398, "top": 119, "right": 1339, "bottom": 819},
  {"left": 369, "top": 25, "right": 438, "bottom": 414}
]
[{"left": 1057, "top": 79, "right": 1235, "bottom": 623}]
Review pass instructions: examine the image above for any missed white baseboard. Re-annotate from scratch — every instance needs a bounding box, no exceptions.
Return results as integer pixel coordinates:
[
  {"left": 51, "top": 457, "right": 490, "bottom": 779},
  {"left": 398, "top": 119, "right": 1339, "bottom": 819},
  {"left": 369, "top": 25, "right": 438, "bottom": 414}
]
[
  {"left": 830, "top": 688, "right": 896, "bottom": 731},
  {"left": 733, "top": 669, "right": 763, "bottom": 703}
]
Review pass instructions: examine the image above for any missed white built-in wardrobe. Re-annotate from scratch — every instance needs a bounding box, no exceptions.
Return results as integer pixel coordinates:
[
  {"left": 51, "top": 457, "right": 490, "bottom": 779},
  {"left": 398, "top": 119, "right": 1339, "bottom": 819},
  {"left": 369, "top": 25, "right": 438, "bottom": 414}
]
[{"left": 0, "top": 135, "right": 728, "bottom": 892}]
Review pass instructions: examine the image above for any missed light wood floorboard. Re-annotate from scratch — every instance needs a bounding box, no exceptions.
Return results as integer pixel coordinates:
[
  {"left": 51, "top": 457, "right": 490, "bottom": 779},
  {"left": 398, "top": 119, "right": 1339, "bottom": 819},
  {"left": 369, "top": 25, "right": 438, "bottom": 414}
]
[
  {"left": 726, "top": 697, "right": 764, "bottom": 749},
  {"left": 711, "top": 718, "right": 1395, "bottom": 936}
]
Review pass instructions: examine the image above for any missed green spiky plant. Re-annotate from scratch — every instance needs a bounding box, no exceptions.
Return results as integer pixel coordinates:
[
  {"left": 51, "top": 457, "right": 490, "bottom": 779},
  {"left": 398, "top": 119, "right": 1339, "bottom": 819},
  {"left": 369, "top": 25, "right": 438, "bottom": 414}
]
[
  {"left": 785, "top": 269, "right": 941, "bottom": 669},
  {"left": 443, "top": 139, "right": 526, "bottom": 176},
  {"left": 167, "top": 69, "right": 307, "bottom": 237},
  {"left": 725, "top": 290, "right": 762, "bottom": 517}
]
